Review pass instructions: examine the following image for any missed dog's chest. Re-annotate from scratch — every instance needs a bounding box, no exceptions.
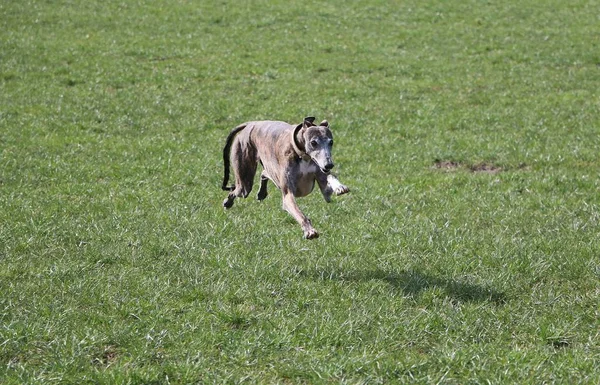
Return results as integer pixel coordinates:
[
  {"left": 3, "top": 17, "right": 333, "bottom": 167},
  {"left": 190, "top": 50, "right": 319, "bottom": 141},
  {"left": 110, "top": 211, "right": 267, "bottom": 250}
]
[
  {"left": 298, "top": 160, "right": 318, "bottom": 175},
  {"left": 293, "top": 160, "right": 318, "bottom": 197}
]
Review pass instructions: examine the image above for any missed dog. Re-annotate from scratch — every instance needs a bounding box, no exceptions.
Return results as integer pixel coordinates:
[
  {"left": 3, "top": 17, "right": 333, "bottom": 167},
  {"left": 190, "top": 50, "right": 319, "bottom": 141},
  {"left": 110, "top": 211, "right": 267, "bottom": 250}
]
[{"left": 221, "top": 117, "right": 349, "bottom": 239}]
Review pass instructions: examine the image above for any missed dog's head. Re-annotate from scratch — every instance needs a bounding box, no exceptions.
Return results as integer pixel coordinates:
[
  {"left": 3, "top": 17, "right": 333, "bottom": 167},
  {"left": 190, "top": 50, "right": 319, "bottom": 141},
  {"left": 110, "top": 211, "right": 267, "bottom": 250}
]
[{"left": 294, "top": 117, "right": 335, "bottom": 173}]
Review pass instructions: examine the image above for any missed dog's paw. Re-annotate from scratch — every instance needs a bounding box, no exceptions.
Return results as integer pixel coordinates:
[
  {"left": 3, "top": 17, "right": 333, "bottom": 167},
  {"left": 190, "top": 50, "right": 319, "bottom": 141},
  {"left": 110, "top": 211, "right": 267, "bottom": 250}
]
[
  {"left": 334, "top": 184, "right": 350, "bottom": 196},
  {"left": 223, "top": 197, "right": 235, "bottom": 209},
  {"left": 303, "top": 228, "right": 319, "bottom": 240}
]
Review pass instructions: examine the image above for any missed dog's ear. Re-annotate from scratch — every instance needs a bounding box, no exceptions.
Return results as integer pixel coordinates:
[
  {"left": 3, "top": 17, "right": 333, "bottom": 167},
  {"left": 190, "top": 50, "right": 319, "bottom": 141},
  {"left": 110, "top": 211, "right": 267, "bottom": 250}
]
[
  {"left": 303, "top": 117, "right": 316, "bottom": 127},
  {"left": 319, "top": 120, "right": 329, "bottom": 127}
]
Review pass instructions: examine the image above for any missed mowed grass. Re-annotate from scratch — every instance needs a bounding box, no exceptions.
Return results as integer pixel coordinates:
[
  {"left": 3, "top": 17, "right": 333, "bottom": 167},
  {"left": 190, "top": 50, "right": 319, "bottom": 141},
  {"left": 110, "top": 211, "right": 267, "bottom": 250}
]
[{"left": 1, "top": 0, "right": 599, "bottom": 383}]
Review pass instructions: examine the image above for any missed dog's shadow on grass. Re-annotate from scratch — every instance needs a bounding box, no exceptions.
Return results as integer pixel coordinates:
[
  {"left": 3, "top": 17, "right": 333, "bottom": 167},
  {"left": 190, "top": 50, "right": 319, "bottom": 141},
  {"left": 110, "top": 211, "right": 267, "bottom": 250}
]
[{"left": 306, "top": 268, "right": 506, "bottom": 305}]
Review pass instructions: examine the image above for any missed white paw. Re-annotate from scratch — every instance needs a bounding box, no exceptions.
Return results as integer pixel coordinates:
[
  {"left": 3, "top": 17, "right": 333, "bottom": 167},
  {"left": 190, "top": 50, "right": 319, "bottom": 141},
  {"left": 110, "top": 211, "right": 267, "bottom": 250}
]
[
  {"left": 327, "top": 175, "right": 349, "bottom": 196},
  {"left": 334, "top": 184, "right": 350, "bottom": 196}
]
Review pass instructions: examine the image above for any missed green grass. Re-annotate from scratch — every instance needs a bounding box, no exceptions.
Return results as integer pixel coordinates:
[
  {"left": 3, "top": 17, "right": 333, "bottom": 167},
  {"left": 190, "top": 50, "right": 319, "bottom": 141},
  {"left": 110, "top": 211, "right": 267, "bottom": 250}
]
[{"left": 1, "top": 0, "right": 599, "bottom": 383}]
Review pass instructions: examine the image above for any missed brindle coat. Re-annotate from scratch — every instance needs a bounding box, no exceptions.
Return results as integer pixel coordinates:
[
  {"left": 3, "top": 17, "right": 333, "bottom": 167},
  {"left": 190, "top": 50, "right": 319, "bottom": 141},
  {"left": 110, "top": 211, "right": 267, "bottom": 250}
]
[{"left": 221, "top": 117, "right": 349, "bottom": 239}]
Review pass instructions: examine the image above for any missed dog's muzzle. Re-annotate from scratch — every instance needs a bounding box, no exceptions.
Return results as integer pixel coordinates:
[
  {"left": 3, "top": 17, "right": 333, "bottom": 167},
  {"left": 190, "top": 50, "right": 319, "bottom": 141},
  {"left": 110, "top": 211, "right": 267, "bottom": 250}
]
[{"left": 322, "top": 163, "right": 334, "bottom": 173}]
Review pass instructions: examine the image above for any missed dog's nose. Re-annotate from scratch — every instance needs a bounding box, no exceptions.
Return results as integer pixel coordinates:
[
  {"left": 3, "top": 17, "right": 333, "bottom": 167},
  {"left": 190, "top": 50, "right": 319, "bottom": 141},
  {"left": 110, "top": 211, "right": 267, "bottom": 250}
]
[{"left": 324, "top": 163, "right": 334, "bottom": 171}]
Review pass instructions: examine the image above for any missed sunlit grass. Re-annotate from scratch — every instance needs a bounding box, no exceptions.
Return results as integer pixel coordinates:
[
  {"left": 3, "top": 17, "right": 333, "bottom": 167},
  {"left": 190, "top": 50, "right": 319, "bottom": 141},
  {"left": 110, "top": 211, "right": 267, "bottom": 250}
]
[{"left": 1, "top": 0, "right": 599, "bottom": 383}]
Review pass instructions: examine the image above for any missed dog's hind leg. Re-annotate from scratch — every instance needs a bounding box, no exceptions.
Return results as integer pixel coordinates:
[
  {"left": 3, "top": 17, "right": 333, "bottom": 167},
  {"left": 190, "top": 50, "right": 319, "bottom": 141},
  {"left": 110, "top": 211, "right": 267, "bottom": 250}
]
[
  {"left": 257, "top": 170, "right": 270, "bottom": 201},
  {"left": 223, "top": 140, "right": 258, "bottom": 209},
  {"left": 222, "top": 170, "right": 256, "bottom": 209},
  {"left": 223, "top": 171, "right": 256, "bottom": 208},
  {"left": 223, "top": 191, "right": 237, "bottom": 209}
]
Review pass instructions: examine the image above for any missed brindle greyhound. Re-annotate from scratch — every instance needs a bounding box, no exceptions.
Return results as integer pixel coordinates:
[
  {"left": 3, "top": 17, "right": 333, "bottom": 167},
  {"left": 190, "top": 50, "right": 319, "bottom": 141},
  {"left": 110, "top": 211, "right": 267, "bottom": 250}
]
[{"left": 221, "top": 117, "right": 349, "bottom": 239}]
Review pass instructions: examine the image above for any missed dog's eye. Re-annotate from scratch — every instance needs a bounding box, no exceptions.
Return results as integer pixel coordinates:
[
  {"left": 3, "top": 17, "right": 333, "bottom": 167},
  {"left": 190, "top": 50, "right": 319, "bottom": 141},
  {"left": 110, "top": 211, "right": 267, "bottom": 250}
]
[
  {"left": 310, "top": 140, "right": 318, "bottom": 147},
  {"left": 329, "top": 140, "right": 334, "bottom": 147}
]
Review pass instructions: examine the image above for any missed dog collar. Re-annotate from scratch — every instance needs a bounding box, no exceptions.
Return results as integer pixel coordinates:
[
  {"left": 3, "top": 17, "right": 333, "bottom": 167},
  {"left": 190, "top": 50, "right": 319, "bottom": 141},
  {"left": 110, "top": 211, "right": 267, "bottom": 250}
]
[{"left": 291, "top": 125, "right": 309, "bottom": 160}]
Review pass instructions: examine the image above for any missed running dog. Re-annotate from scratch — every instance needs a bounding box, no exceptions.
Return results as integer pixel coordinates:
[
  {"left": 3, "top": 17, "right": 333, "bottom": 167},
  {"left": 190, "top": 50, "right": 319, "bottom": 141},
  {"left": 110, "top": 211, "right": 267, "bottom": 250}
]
[{"left": 221, "top": 117, "right": 349, "bottom": 239}]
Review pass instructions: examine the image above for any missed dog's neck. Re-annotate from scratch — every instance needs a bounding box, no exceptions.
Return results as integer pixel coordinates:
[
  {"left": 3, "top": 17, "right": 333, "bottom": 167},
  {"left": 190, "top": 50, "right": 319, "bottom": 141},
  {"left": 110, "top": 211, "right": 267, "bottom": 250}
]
[{"left": 292, "top": 126, "right": 311, "bottom": 161}]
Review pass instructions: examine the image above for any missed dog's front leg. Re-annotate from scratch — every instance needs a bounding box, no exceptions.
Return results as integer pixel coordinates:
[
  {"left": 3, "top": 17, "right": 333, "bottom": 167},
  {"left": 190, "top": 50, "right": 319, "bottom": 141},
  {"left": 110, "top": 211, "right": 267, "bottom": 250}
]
[
  {"left": 316, "top": 172, "right": 350, "bottom": 202},
  {"left": 281, "top": 189, "right": 318, "bottom": 239},
  {"left": 257, "top": 170, "right": 269, "bottom": 201}
]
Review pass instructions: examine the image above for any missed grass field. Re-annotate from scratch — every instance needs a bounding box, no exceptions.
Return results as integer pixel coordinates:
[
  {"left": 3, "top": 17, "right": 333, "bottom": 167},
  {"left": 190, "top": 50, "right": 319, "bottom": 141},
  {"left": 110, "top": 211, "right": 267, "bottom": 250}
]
[{"left": 1, "top": 0, "right": 599, "bottom": 383}]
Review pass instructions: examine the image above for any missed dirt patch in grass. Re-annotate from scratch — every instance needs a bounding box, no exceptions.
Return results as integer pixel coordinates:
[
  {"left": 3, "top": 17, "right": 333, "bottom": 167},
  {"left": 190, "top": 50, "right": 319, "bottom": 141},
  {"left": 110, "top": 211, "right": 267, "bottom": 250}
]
[
  {"left": 433, "top": 159, "right": 509, "bottom": 174},
  {"left": 433, "top": 159, "right": 461, "bottom": 170},
  {"left": 469, "top": 162, "right": 503, "bottom": 174},
  {"left": 92, "top": 345, "right": 119, "bottom": 368}
]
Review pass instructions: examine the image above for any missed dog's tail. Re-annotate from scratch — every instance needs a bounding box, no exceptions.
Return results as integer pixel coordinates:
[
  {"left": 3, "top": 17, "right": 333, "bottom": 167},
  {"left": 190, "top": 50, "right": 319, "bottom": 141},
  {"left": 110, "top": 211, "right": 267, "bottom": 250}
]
[{"left": 222, "top": 124, "right": 247, "bottom": 191}]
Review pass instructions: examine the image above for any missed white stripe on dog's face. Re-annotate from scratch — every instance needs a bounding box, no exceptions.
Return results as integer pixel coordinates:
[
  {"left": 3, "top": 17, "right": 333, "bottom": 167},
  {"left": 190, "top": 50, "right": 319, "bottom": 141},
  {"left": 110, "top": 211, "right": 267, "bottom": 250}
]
[{"left": 304, "top": 126, "right": 334, "bottom": 173}]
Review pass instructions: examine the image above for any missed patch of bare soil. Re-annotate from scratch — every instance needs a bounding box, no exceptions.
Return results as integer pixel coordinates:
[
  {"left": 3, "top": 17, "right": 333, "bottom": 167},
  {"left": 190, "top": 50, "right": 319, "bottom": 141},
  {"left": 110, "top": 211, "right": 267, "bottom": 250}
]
[
  {"left": 433, "top": 159, "right": 461, "bottom": 170},
  {"left": 469, "top": 163, "right": 502, "bottom": 174},
  {"left": 433, "top": 159, "right": 511, "bottom": 174},
  {"left": 93, "top": 345, "right": 119, "bottom": 368}
]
